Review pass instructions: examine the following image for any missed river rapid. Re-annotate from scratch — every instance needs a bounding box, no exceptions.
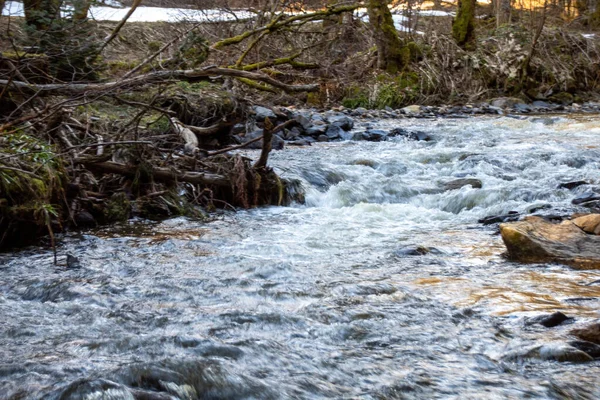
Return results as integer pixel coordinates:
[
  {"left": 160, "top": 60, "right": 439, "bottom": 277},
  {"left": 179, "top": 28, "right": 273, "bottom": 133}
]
[{"left": 1, "top": 115, "right": 600, "bottom": 399}]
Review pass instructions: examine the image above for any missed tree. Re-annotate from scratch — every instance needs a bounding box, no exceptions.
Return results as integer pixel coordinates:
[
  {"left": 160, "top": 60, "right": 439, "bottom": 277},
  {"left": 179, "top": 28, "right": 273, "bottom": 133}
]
[
  {"left": 367, "top": 0, "right": 406, "bottom": 73},
  {"left": 496, "top": 0, "right": 511, "bottom": 27},
  {"left": 452, "top": 0, "right": 477, "bottom": 49}
]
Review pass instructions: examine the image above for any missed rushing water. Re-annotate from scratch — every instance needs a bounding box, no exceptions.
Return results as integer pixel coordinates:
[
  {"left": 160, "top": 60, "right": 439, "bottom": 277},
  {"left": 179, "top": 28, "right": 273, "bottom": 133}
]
[{"left": 1, "top": 115, "right": 600, "bottom": 399}]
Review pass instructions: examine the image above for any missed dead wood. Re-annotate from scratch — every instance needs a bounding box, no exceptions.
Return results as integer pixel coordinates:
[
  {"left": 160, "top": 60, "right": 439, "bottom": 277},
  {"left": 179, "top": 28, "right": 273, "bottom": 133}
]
[{"left": 0, "top": 67, "right": 319, "bottom": 96}]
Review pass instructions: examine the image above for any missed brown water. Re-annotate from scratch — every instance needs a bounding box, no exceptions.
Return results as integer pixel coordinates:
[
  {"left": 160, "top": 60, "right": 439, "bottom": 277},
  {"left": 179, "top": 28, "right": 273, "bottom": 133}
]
[{"left": 1, "top": 115, "right": 599, "bottom": 399}]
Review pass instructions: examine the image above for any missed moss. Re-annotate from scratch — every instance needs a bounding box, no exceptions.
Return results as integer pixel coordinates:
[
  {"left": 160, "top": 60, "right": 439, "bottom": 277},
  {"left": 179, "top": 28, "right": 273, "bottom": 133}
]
[
  {"left": 104, "top": 192, "right": 131, "bottom": 222},
  {"left": 452, "top": 0, "right": 477, "bottom": 49},
  {"left": 549, "top": 92, "right": 574, "bottom": 105}
]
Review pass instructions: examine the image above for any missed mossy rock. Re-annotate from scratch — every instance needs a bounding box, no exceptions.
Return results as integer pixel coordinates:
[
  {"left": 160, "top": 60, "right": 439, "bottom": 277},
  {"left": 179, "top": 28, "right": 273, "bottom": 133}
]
[{"left": 548, "top": 92, "right": 574, "bottom": 105}]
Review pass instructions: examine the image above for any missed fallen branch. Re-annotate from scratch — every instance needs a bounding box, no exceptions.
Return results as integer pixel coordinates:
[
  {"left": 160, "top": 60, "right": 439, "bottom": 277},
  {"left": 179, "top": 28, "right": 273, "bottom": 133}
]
[
  {"left": 0, "top": 66, "right": 319, "bottom": 96},
  {"left": 75, "top": 158, "right": 230, "bottom": 187}
]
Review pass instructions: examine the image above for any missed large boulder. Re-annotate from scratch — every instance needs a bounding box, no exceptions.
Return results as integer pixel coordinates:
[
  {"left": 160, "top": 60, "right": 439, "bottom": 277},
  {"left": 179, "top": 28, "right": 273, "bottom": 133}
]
[{"left": 499, "top": 215, "right": 600, "bottom": 269}]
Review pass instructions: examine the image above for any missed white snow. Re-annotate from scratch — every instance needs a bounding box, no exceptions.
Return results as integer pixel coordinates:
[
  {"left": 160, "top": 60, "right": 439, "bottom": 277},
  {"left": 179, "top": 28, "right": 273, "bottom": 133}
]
[
  {"left": 1, "top": 1, "right": 254, "bottom": 22},
  {"left": 1, "top": 1, "right": 444, "bottom": 32}
]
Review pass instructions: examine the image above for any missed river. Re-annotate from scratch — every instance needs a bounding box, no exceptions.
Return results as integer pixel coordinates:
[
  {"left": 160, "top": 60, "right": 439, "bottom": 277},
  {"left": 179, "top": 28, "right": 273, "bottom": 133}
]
[{"left": 1, "top": 115, "right": 599, "bottom": 399}]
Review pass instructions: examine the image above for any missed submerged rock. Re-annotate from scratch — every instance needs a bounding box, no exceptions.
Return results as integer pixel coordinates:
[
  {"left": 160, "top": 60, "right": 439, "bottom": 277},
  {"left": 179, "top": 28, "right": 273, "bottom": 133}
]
[
  {"left": 572, "top": 192, "right": 600, "bottom": 205},
  {"left": 389, "top": 127, "right": 432, "bottom": 141},
  {"left": 394, "top": 246, "right": 441, "bottom": 256},
  {"left": 352, "top": 130, "right": 388, "bottom": 142},
  {"left": 558, "top": 180, "right": 588, "bottom": 190},
  {"left": 444, "top": 178, "right": 482, "bottom": 191},
  {"left": 478, "top": 212, "right": 520, "bottom": 225},
  {"left": 538, "top": 342, "right": 594, "bottom": 362},
  {"left": 568, "top": 340, "right": 600, "bottom": 358},
  {"left": 499, "top": 216, "right": 600, "bottom": 269},
  {"left": 570, "top": 322, "right": 600, "bottom": 344}
]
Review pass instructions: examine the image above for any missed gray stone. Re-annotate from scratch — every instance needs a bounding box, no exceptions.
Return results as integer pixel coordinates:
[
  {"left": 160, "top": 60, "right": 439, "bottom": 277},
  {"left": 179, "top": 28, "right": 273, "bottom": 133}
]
[
  {"left": 305, "top": 125, "right": 327, "bottom": 137},
  {"left": 253, "top": 106, "right": 276, "bottom": 121},
  {"left": 325, "top": 124, "right": 344, "bottom": 139},
  {"left": 327, "top": 114, "right": 354, "bottom": 131},
  {"left": 352, "top": 130, "right": 388, "bottom": 142},
  {"left": 573, "top": 192, "right": 600, "bottom": 205}
]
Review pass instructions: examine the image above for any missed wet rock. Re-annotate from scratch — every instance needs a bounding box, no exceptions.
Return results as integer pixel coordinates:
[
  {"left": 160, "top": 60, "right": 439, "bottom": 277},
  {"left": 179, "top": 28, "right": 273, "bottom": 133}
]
[
  {"left": 499, "top": 216, "right": 600, "bottom": 269},
  {"left": 513, "top": 103, "right": 531, "bottom": 113},
  {"left": 325, "top": 124, "right": 344, "bottom": 140},
  {"left": 527, "top": 204, "right": 552, "bottom": 214},
  {"left": 572, "top": 192, "right": 600, "bottom": 205},
  {"left": 568, "top": 340, "right": 600, "bottom": 358},
  {"left": 294, "top": 114, "right": 312, "bottom": 130},
  {"left": 305, "top": 125, "right": 327, "bottom": 137},
  {"left": 478, "top": 212, "right": 520, "bottom": 225},
  {"left": 389, "top": 127, "right": 432, "bottom": 141},
  {"left": 327, "top": 114, "right": 354, "bottom": 131},
  {"left": 572, "top": 214, "right": 600, "bottom": 235},
  {"left": 528, "top": 311, "right": 570, "bottom": 327},
  {"left": 539, "top": 342, "right": 594, "bottom": 362},
  {"left": 66, "top": 254, "right": 82, "bottom": 269},
  {"left": 74, "top": 210, "right": 96, "bottom": 227},
  {"left": 532, "top": 100, "right": 551, "bottom": 109},
  {"left": 352, "top": 130, "right": 388, "bottom": 142},
  {"left": 317, "top": 134, "right": 329, "bottom": 142},
  {"left": 242, "top": 129, "right": 284, "bottom": 150},
  {"left": 570, "top": 322, "right": 600, "bottom": 344},
  {"left": 444, "top": 178, "right": 482, "bottom": 191},
  {"left": 581, "top": 200, "right": 600, "bottom": 211},
  {"left": 394, "top": 246, "right": 440, "bottom": 256},
  {"left": 558, "top": 180, "right": 588, "bottom": 190},
  {"left": 253, "top": 106, "right": 276, "bottom": 121}
]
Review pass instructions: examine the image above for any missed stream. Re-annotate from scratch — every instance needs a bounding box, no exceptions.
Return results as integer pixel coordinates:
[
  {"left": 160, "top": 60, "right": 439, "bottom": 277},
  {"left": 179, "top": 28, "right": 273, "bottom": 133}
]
[{"left": 1, "top": 115, "right": 600, "bottom": 399}]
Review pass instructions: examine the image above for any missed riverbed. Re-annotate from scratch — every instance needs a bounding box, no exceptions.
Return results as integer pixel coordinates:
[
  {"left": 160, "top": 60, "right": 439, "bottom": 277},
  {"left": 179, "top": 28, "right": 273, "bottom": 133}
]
[{"left": 1, "top": 115, "right": 599, "bottom": 399}]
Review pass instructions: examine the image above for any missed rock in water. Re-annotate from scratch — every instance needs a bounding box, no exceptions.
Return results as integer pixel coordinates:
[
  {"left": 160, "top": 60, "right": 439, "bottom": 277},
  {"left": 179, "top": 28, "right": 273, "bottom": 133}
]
[
  {"left": 528, "top": 311, "right": 570, "bottom": 328},
  {"left": 572, "top": 214, "right": 600, "bottom": 235},
  {"left": 66, "top": 254, "right": 82, "bottom": 269},
  {"left": 539, "top": 343, "right": 594, "bottom": 362},
  {"left": 558, "top": 180, "right": 588, "bottom": 190},
  {"left": 499, "top": 216, "right": 600, "bottom": 269},
  {"left": 444, "top": 178, "right": 482, "bottom": 191},
  {"left": 570, "top": 322, "right": 600, "bottom": 344},
  {"left": 568, "top": 340, "right": 600, "bottom": 358}
]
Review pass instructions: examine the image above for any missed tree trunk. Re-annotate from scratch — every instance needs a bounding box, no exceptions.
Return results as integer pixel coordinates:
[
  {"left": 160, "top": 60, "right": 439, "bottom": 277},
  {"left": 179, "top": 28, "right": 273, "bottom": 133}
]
[
  {"left": 496, "top": 0, "right": 511, "bottom": 27},
  {"left": 367, "top": 0, "right": 406, "bottom": 74},
  {"left": 452, "top": 0, "right": 477, "bottom": 49},
  {"left": 0, "top": 0, "right": 6, "bottom": 15},
  {"left": 22, "top": 0, "right": 61, "bottom": 31},
  {"left": 73, "top": 0, "right": 93, "bottom": 21}
]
